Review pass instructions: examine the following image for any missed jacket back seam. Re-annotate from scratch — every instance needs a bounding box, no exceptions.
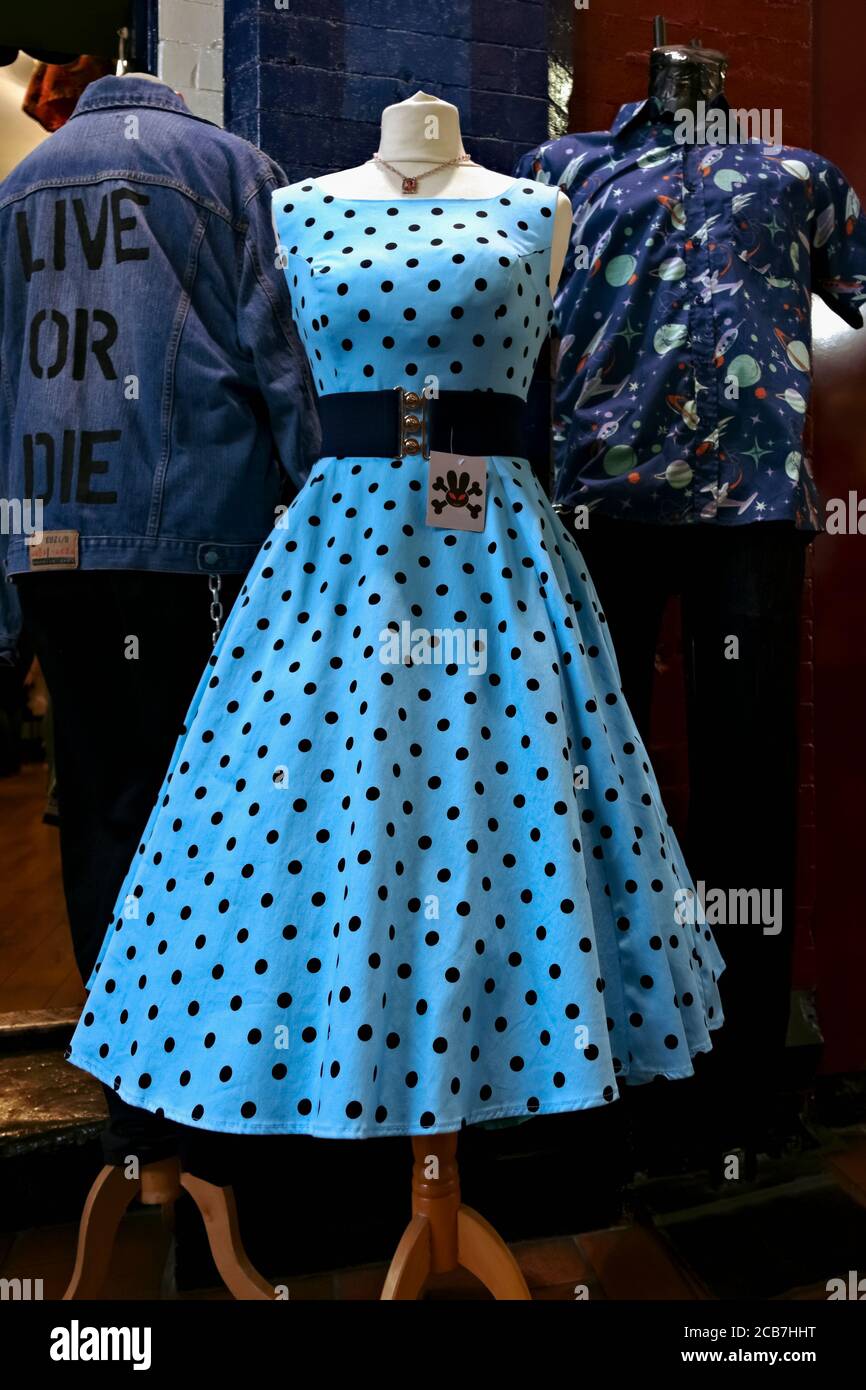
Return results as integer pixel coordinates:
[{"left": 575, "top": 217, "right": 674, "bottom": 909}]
[
  {"left": 147, "top": 209, "right": 210, "bottom": 540},
  {"left": 0, "top": 171, "right": 247, "bottom": 234}
]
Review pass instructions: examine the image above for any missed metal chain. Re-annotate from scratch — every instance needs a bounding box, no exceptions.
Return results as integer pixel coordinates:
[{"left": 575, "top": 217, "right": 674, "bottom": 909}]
[
  {"left": 208, "top": 572, "right": 223, "bottom": 646},
  {"left": 372, "top": 151, "right": 474, "bottom": 188}
]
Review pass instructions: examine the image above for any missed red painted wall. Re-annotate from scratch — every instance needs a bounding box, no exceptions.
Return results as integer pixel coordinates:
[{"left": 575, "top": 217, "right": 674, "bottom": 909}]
[
  {"left": 566, "top": 2, "right": 866, "bottom": 1058},
  {"left": 569, "top": 1, "right": 813, "bottom": 145},
  {"left": 811, "top": 2, "right": 866, "bottom": 1074}
]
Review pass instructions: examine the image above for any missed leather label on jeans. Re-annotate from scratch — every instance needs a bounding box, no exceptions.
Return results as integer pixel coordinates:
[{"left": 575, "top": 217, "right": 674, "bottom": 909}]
[
  {"left": 27, "top": 529, "right": 80, "bottom": 569},
  {"left": 426, "top": 452, "right": 487, "bottom": 532}
]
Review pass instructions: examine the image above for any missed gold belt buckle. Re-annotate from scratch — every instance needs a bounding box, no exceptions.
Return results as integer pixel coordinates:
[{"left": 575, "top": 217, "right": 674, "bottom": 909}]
[{"left": 394, "top": 385, "right": 429, "bottom": 460}]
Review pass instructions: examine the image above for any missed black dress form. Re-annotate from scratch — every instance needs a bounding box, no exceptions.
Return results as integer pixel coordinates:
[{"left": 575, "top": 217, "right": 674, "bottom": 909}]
[
  {"left": 563, "top": 32, "right": 807, "bottom": 1173},
  {"left": 648, "top": 39, "right": 727, "bottom": 115}
]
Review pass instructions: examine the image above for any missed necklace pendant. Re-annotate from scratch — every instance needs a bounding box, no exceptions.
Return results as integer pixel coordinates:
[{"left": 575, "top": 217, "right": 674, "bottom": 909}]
[{"left": 401, "top": 175, "right": 418, "bottom": 194}]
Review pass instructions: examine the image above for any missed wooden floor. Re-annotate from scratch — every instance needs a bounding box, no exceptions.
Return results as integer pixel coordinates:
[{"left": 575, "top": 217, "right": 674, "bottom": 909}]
[
  {"left": 6, "top": 1141, "right": 866, "bottom": 1300},
  {"left": 0, "top": 1218, "right": 704, "bottom": 1301},
  {"left": 0, "top": 764, "right": 85, "bottom": 1014}
]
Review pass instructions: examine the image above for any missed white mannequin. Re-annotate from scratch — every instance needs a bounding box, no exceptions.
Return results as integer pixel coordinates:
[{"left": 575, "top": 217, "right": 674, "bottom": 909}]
[
  {"left": 0, "top": 54, "right": 49, "bottom": 180},
  {"left": 314, "top": 91, "right": 572, "bottom": 294}
]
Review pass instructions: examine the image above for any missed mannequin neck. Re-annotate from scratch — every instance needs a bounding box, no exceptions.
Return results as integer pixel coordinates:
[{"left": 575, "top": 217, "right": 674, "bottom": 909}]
[
  {"left": 649, "top": 46, "right": 727, "bottom": 116},
  {"left": 313, "top": 90, "right": 526, "bottom": 200},
  {"left": 376, "top": 93, "right": 467, "bottom": 164}
]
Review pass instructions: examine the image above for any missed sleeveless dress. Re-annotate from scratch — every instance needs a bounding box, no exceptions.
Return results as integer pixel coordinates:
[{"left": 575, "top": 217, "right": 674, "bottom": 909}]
[{"left": 67, "top": 176, "right": 724, "bottom": 1138}]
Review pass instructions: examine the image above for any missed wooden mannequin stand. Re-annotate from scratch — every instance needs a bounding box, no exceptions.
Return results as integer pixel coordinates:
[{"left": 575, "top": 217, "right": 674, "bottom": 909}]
[
  {"left": 381, "top": 1132, "right": 531, "bottom": 1300},
  {"left": 63, "top": 1158, "right": 275, "bottom": 1300}
]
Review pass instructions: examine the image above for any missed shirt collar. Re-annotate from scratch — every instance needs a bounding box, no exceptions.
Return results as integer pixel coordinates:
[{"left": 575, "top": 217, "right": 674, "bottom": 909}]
[
  {"left": 611, "top": 92, "right": 731, "bottom": 139},
  {"left": 69, "top": 75, "right": 196, "bottom": 121}
]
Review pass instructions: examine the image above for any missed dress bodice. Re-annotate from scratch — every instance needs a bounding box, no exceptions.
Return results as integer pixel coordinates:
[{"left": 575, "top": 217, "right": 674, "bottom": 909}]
[{"left": 272, "top": 177, "right": 559, "bottom": 400}]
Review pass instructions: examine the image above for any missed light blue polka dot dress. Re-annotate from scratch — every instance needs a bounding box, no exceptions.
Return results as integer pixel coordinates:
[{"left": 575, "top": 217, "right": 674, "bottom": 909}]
[{"left": 67, "top": 176, "right": 724, "bottom": 1138}]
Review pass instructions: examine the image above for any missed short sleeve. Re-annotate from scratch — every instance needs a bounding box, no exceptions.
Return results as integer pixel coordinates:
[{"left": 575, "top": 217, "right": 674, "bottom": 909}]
[
  {"left": 810, "top": 158, "right": 866, "bottom": 330},
  {"left": 515, "top": 141, "right": 555, "bottom": 185}
]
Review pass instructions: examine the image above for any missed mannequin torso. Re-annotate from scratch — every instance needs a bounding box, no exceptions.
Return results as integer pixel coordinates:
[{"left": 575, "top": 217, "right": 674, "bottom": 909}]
[{"left": 313, "top": 91, "right": 573, "bottom": 293}]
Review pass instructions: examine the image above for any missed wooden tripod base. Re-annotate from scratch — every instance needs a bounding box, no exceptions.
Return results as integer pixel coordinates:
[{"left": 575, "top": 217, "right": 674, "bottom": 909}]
[
  {"left": 63, "top": 1158, "right": 275, "bottom": 1300},
  {"left": 381, "top": 1133, "right": 531, "bottom": 1300}
]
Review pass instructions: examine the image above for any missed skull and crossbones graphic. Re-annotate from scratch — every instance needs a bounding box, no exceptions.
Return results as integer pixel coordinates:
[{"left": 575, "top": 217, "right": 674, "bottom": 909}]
[{"left": 431, "top": 466, "right": 483, "bottom": 519}]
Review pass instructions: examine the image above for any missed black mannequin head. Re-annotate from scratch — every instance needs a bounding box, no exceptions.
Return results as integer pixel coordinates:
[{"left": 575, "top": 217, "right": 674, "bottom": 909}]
[{"left": 649, "top": 42, "right": 728, "bottom": 116}]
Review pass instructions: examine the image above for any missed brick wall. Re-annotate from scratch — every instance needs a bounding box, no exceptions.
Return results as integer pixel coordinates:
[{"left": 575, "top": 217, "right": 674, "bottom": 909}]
[
  {"left": 158, "top": 0, "right": 224, "bottom": 126},
  {"left": 569, "top": 0, "right": 813, "bottom": 148},
  {"left": 224, "top": 0, "right": 556, "bottom": 182}
]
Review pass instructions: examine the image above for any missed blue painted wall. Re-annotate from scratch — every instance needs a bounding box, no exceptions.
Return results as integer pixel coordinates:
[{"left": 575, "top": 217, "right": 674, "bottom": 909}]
[{"left": 224, "top": 0, "right": 553, "bottom": 182}]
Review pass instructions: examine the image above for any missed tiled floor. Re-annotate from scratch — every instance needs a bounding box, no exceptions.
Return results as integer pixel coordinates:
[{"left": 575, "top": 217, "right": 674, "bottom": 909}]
[{"left": 3, "top": 1131, "right": 866, "bottom": 1300}]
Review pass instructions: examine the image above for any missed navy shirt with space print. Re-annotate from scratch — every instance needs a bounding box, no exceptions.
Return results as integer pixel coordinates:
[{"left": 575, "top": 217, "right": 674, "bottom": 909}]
[{"left": 517, "top": 96, "right": 866, "bottom": 527}]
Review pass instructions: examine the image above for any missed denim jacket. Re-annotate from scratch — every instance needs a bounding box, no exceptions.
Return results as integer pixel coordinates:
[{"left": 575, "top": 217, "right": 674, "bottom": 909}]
[
  {"left": 0, "top": 76, "right": 320, "bottom": 616},
  {"left": 0, "top": 568, "right": 21, "bottom": 666}
]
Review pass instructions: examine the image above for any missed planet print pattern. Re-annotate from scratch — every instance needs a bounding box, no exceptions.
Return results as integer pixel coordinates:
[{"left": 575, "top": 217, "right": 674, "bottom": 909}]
[
  {"left": 517, "top": 99, "right": 866, "bottom": 528},
  {"left": 67, "top": 176, "right": 724, "bottom": 1137}
]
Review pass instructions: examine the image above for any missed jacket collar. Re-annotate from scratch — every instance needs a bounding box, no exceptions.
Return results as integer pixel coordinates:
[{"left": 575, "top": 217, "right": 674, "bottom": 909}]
[
  {"left": 611, "top": 92, "right": 730, "bottom": 139},
  {"left": 69, "top": 75, "right": 199, "bottom": 121}
]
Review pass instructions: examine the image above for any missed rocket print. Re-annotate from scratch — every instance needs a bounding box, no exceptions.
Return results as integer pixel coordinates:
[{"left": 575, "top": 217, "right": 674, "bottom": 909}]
[{"left": 516, "top": 95, "right": 866, "bottom": 529}]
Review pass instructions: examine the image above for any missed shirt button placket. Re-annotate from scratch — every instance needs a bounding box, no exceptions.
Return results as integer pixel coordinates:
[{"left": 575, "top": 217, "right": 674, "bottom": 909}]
[{"left": 682, "top": 142, "right": 720, "bottom": 520}]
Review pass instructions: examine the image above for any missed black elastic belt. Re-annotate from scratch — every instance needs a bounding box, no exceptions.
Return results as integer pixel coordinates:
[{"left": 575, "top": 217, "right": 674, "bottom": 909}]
[{"left": 316, "top": 388, "right": 527, "bottom": 460}]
